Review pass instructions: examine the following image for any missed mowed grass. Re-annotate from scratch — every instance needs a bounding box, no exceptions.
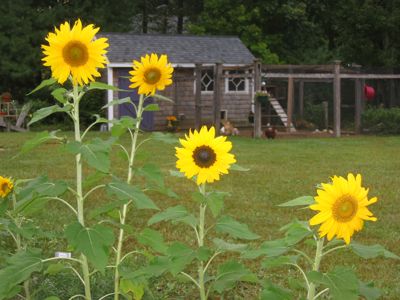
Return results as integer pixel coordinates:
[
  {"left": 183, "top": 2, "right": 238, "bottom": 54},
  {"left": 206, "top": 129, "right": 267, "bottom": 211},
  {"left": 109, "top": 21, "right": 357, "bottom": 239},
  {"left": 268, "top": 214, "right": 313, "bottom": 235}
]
[{"left": 1, "top": 132, "right": 400, "bottom": 299}]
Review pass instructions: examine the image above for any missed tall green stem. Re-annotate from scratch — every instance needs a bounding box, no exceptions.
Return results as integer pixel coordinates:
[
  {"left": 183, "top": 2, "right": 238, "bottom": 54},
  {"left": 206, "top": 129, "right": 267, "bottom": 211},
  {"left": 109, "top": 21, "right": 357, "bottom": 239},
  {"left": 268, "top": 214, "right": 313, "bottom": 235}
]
[
  {"left": 12, "top": 194, "right": 31, "bottom": 300},
  {"left": 72, "top": 84, "right": 92, "bottom": 300},
  {"left": 114, "top": 94, "right": 145, "bottom": 300},
  {"left": 307, "top": 238, "right": 324, "bottom": 300},
  {"left": 198, "top": 184, "right": 207, "bottom": 300}
]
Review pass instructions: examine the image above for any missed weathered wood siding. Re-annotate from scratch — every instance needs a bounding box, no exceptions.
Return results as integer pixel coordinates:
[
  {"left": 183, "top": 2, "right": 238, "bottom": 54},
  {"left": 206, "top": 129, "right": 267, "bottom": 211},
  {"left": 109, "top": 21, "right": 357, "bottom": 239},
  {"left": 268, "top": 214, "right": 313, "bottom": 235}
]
[{"left": 112, "top": 67, "right": 253, "bottom": 130}]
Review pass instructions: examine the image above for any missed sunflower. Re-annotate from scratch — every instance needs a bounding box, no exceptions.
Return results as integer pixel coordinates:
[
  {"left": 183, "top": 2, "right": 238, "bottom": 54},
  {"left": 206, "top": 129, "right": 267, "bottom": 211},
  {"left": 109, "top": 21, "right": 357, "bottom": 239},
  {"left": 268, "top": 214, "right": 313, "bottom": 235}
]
[
  {"left": 175, "top": 126, "right": 236, "bottom": 185},
  {"left": 129, "top": 53, "right": 173, "bottom": 95},
  {"left": 309, "top": 173, "right": 377, "bottom": 244},
  {"left": 42, "top": 19, "right": 108, "bottom": 86},
  {"left": 0, "top": 176, "right": 13, "bottom": 198}
]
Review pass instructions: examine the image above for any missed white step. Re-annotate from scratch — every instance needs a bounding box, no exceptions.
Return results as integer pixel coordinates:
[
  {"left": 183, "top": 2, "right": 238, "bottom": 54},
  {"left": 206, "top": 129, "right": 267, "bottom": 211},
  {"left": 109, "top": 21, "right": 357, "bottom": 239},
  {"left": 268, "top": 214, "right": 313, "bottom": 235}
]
[{"left": 268, "top": 98, "right": 296, "bottom": 131}]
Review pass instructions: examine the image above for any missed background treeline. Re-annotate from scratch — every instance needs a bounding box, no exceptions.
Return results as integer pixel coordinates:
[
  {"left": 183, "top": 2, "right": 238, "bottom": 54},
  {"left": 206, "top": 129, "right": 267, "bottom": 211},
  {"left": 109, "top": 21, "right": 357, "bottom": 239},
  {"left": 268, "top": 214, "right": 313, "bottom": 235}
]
[{"left": 2, "top": 0, "right": 400, "bottom": 105}]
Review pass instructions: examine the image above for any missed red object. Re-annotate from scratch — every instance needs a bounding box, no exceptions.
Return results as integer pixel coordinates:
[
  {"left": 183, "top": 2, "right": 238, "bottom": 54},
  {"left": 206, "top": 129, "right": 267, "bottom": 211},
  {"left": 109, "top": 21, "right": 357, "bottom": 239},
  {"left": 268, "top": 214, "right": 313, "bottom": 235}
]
[{"left": 364, "top": 85, "right": 375, "bottom": 100}]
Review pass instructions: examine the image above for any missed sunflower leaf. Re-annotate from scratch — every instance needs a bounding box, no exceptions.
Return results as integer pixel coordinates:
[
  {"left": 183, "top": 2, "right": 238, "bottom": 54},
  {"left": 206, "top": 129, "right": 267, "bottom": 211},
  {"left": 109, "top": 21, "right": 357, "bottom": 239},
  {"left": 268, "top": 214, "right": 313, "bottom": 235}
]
[
  {"left": 102, "top": 97, "right": 131, "bottom": 109},
  {"left": 27, "top": 77, "right": 57, "bottom": 95},
  {"left": 152, "top": 93, "right": 174, "bottom": 103},
  {"left": 143, "top": 103, "right": 159, "bottom": 111},
  {"left": 87, "top": 81, "right": 124, "bottom": 91},
  {"left": 216, "top": 215, "right": 260, "bottom": 240},
  {"left": 28, "top": 104, "right": 72, "bottom": 126},
  {"left": 260, "top": 280, "right": 293, "bottom": 300},
  {"left": 278, "top": 196, "right": 315, "bottom": 207},
  {"left": 19, "top": 130, "right": 62, "bottom": 155},
  {"left": 350, "top": 242, "right": 400, "bottom": 259},
  {"left": 230, "top": 164, "right": 250, "bottom": 171}
]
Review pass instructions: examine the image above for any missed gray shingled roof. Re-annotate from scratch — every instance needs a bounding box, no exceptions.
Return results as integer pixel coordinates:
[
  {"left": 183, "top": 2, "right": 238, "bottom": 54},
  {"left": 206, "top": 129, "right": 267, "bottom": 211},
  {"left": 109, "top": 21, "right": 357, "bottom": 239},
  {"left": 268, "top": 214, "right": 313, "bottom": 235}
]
[{"left": 98, "top": 33, "right": 255, "bottom": 65}]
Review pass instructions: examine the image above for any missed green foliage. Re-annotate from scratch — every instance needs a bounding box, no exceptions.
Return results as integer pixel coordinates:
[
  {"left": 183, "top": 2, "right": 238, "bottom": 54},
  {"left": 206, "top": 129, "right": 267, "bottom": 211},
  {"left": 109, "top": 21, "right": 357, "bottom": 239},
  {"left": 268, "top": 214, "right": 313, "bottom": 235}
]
[
  {"left": 65, "top": 222, "right": 115, "bottom": 272},
  {"left": 308, "top": 266, "right": 359, "bottom": 300},
  {"left": 216, "top": 215, "right": 260, "bottom": 240},
  {"left": 362, "top": 108, "right": 400, "bottom": 134},
  {"left": 0, "top": 249, "right": 43, "bottom": 299}
]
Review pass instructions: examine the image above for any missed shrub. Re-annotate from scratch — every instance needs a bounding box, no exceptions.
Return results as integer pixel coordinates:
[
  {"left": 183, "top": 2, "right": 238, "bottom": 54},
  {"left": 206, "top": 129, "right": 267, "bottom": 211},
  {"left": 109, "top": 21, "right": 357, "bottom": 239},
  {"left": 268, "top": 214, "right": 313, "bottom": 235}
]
[{"left": 362, "top": 107, "right": 400, "bottom": 134}]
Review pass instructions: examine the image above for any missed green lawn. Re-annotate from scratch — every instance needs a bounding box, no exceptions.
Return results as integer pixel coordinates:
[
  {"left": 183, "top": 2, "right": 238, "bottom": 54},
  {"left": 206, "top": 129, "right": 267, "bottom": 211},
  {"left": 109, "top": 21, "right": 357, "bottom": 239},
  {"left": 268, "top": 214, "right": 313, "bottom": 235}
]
[{"left": 1, "top": 132, "right": 399, "bottom": 299}]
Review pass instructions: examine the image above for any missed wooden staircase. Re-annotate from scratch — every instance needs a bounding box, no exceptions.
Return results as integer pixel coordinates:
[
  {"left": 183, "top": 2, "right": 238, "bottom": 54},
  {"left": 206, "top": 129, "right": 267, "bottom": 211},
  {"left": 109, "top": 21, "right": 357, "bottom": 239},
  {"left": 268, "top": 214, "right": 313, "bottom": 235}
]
[{"left": 268, "top": 97, "right": 296, "bottom": 132}]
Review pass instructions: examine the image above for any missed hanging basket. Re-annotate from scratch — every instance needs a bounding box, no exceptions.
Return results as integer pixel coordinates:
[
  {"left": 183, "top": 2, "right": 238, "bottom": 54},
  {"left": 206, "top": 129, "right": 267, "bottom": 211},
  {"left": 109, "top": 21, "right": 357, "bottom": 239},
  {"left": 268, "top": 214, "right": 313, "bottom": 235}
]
[{"left": 256, "top": 95, "right": 269, "bottom": 105}]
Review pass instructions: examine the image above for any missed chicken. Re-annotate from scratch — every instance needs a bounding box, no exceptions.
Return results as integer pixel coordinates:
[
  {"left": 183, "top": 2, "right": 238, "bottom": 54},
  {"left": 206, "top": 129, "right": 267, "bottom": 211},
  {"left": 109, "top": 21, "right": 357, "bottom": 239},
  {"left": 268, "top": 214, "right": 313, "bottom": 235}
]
[{"left": 265, "top": 124, "right": 277, "bottom": 139}]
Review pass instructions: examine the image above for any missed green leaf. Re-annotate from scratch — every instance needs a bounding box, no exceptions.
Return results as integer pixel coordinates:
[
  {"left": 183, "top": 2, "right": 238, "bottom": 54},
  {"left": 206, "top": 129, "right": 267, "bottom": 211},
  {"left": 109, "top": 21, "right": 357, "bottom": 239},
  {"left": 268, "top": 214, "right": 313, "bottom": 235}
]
[
  {"left": 28, "top": 104, "right": 72, "bottom": 126},
  {"left": 359, "top": 280, "right": 381, "bottom": 300},
  {"left": 65, "top": 222, "right": 114, "bottom": 272},
  {"left": 216, "top": 215, "right": 260, "bottom": 240},
  {"left": 206, "top": 191, "right": 227, "bottom": 218},
  {"left": 143, "top": 103, "right": 159, "bottom": 111},
  {"left": 16, "top": 177, "right": 68, "bottom": 215},
  {"left": 102, "top": 97, "right": 131, "bottom": 109},
  {"left": 0, "top": 249, "right": 42, "bottom": 298},
  {"left": 278, "top": 196, "right": 315, "bottom": 207},
  {"left": 125, "top": 256, "right": 170, "bottom": 280},
  {"left": 308, "top": 266, "right": 359, "bottom": 300},
  {"left": 120, "top": 279, "right": 145, "bottom": 300},
  {"left": 20, "top": 130, "right": 61, "bottom": 155},
  {"left": 280, "top": 220, "right": 312, "bottom": 245},
  {"left": 166, "top": 242, "right": 196, "bottom": 275},
  {"left": 45, "top": 263, "right": 66, "bottom": 275},
  {"left": 137, "top": 164, "right": 164, "bottom": 188},
  {"left": 260, "top": 281, "right": 293, "bottom": 300},
  {"left": 66, "top": 138, "right": 111, "bottom": 173},
  {"left": 151, "top": 93, "right": 174, "bottom": 103},
  {"left": 230, "top": 164, "right": 250, "bottom": 171},
  {"left": 106, "top": 181, "right": 159, "bottom": 210},
  {"left": 212, "top": 260, "right": 258, "bottom": 293},
  {"left": 213, "top": 238, "right": 248, "bottom": 252},
  {"left": 350, "top": 242, "right": 400, "bottom": 259},
  {"left": 151, "top": 132, "right": 178, "bottom": 144},
  {"left": 110, "top": 116, "right": 137, "bottom": 137},
  {"left": 88, "top": 81, "right": 122, "bottom": 91},
  {"left": 262, "top": 255, "right": 298, "bottom": 269},
  {"left": 89, "top": 198, "right": 129, "bottom": 219},
  {"left": 169, "top": 170, "right": 185, "bottom": 178},
  {"left": 51, "top": 87, "right": 68, "bottom": 104},
  {"left": 27, "top": 77, "right": 57, "bottom": 95},
  {"left": 241, "top": 239, "right": 289, "bottom": 259},
  {"left": 147, "top": 205, "right": 194, "bottom": 226},
  {"left": 137, "top": 228, "right": 168, "bottom": 254},
  {"left": 197, "top": 246, "right": 213, "bottom": 261},
  {"left": 43, "top": 297, "right": 61, "bottom": 300}
]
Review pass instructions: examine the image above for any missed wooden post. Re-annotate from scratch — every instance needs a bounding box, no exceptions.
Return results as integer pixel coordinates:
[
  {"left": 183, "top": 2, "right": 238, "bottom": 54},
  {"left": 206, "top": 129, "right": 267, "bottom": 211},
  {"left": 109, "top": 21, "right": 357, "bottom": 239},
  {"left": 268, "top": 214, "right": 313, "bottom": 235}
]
[
  {"left": 213, "top": 63, "right": 222, "bottom": 134},
  {"left": 390, "top": 79, "right": 395, "bottom": 108},
  {"left": 253, "top": 59, "right": 262, "bottom": 138},
  {"left": 287, "top": 76, "right": 294, "bottom": 132},
  {"left": 173, "top": 79, "right": 179, "bottom": 118},
  {"left": 333, "top": 60, "right": 341, "bottom": 137},
  {"left": 355, "top": 78, "right": 362, "bottom": 134},
  {"left": 195, "top": 63, "right": 202, "bottom": 130},
  {"left": 322, "top": 101, "right": 328, "bottom": 130},
  {"left": 299, "top": 80, "right": 304, "bottom": 119}
]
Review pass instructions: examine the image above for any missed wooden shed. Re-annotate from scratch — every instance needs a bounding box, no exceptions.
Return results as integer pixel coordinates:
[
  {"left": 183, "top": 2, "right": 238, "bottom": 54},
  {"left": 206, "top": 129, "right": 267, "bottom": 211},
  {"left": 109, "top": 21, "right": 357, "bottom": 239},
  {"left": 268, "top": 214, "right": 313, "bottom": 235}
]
[{"left": 99, "top": 33, "right": 256, "bottom": 131}]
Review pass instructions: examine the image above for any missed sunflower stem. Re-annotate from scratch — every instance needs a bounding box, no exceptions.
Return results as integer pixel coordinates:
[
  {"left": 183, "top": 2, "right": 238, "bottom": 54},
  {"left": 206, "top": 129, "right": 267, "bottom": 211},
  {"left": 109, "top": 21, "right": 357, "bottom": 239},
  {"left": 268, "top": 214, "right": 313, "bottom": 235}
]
[
  {"left": 72, "top": 83, "right": 92, "bottom": 300},
  {"left": 307, "top": 238, "right": 324, "bottom": 300},
  {"left": 114, "top": 94, "right": 145, "bottom": 300},
  {"left": 197, "top": 183, "right": 208, "bottom": 300}
]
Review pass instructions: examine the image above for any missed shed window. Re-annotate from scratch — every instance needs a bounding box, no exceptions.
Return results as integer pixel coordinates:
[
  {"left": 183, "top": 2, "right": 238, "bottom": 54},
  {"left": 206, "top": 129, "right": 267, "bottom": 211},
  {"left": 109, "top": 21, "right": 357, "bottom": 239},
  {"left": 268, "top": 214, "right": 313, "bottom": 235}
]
[
  {"left": 225, "top": 70, "right": 249, "bottom": 93},
  {"left": 201, "top": 69, "right": 214, "bottom": 92}
]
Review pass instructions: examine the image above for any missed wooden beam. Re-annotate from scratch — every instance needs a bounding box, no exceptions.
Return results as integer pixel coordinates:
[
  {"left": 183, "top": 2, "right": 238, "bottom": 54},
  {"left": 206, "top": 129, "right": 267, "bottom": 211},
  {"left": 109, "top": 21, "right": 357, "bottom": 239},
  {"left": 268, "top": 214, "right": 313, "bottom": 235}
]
[
  {"left": 341, "top": 74, "right": 400, "bottom": 79},
  {"left": 213, "top": 63, "right": 222, "bottom": 134},
  {"left": 299, "top": 80, "right": 304, "bottom": 118},
  {"left": 253, "top": 59, "right": 262, "bottom": 138},
  {"left": 194, "top": 63, "right": 202, "bottom": 130},
  {"left": 173, "top": 80, "right": 179, "bottom": 118},
  {"left": 287, "top": 76, "right": 294, "bottom": 132},
  {"left": 264, "top": 73, "right": 334, "bottom": 79},
  {"left": 333, "top": 61, "right": 341, "bottom": 137},
  {"left": 355, "top": 79, "right": 362, "bottom": 134}
]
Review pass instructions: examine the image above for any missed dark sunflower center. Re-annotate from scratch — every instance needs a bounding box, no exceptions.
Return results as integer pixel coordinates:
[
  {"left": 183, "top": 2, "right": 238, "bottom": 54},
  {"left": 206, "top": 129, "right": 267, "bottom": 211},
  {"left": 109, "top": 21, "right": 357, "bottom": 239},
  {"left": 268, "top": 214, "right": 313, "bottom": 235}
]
[
  {"left": 192, "top": 145, "right": 217, "bottom": 168},
  {"left": 144, "top": 68, "right": 161, "bottom": 84},
  {"left": 332, "top": 194, "right": 358, "bottom": 222},
  {"left": 1, "top": 182, "right": 8, "bottom": 193},
  {"left": 62, "top": 41, "right": 89, "bottom": 67}
]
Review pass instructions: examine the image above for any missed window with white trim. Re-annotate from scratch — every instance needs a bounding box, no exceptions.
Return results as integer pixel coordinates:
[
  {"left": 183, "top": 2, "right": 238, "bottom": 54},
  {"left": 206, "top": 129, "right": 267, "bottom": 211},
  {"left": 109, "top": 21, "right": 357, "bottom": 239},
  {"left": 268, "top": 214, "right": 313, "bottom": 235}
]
[
  {"left": 200, "top": 69, "right": 214, "bottom": 92},
  {"left": 225, "top": 70, "right": 249, "bottom": 93}
]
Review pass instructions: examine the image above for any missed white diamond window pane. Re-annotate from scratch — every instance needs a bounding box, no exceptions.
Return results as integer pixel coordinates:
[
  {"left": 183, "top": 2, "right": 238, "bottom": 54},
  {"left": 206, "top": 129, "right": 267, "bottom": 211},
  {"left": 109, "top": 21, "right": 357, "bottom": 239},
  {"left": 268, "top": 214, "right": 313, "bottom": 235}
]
[{"left": 201, "top": 70, "right": 214, "bottom": 91}]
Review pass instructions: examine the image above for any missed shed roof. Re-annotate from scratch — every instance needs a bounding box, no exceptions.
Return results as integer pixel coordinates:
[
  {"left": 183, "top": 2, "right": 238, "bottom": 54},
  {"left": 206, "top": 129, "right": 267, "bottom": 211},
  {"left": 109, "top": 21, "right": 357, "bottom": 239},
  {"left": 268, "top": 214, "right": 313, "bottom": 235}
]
[{"left": 99, "top": 33, "right": 255, "bottom": 65}]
